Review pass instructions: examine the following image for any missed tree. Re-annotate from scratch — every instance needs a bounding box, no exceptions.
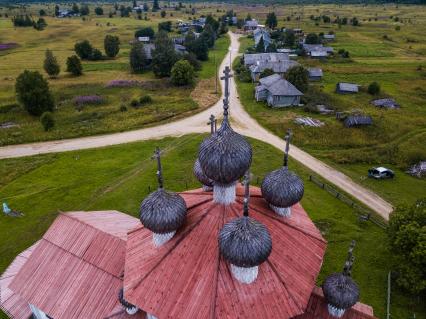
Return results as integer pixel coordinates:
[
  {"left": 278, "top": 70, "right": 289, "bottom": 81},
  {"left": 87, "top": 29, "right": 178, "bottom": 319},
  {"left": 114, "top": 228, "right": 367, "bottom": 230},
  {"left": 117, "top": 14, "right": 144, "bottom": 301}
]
[
  {"left": 90, "top": 48, "right": 103, "bottom": 61},
  {"left": 40, "top": 112, "right": 54, "bottom": 131},
  {"left": 135, "top": 27, "right": 155, "bottom": 38},
  {"left": 129, "top": 42, "right": 147, "bottom": 73},
  {"left": 368, "top": 82, "right": 380, "bottom": 95},
  {"left": 205, "top": 15, "right": 219, "bottom": 33},
  {"left": 265, "top": 12, "right": 277, "bottom": 29},
  {"left": 66, "top": 55, "right": 83, "bottom": 76},
  {"left": 192, "top": 37, "right": 209, "bottom": 61},
  {"left": 158, "top": 21, "right": 172, "bottom": 32},
  {"left": 285, "top": 66, "right": 309, "bottom": 93},
  {"left": 201, "top": 24, "right": 216, "bottom": 48},
  {"left": 182, "top": 53, "right": 201, "bottom": 71},
  {"left": 55, "top": 5, "right": 60, "bottom": 17},
  {"left": 75, "top": 40, "right": 93, "bottom": 60},
  {"left": 143, "top": 3, "right": 149, "bottom": 11},
  {"left": 95, "top": 7, "right": 104, "bottom": 15},
  {"left": 71, "top": 3, "right": 79, "bottom": 14},
  {"left": 259, "top": 68, "right": 274, "bottom": 79},
  {"left": 34, "top": 18, "right": 47, "bottom": 31},
  {"left": 284, "top": 30, "right": 296, "bottom": 47},
  {"left": 15, "top": 70, "right": 54, "bottom": 116},
  {"left": 39, "top": 9, "right": 46, "bottom": 16},
  {"left": 161, "top": 10, "right": 166, "bottom": 18},
  {"left": 133, "top": 0, "right": 137, "bottom": 8},
  {"left": 80, "top": 5, "right": 90, "bottom": 16},
  {"left": 171, "top": 60, "right": 195, "bottom": 86},
  {"left": 388, "top": 199, "right": 426, "bottom": 295},
  {"left": 43, "top": 49, "right": 60, "bottom": 78},
  {"left": 305, "top": 33, "right": 320, "bottom": 44},
  {"left": 104, "top": 35, "right": 120, "bottom": 58},
  {"left": 256, "top": 37, "right": 265, "bottom": 53},
  {"left": 152, "top": 31, "right": 178, "bottom": 77},
  {"left": 153, "top": 0, "right": 160, "bottom": 11}
]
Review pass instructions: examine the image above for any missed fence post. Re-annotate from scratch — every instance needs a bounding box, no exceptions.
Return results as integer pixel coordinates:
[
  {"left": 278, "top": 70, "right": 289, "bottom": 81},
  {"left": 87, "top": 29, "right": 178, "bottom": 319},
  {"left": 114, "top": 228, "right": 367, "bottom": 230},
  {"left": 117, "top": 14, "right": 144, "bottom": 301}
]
[{"left": 387, "top": 271, "right": 391, "bottom": 319}]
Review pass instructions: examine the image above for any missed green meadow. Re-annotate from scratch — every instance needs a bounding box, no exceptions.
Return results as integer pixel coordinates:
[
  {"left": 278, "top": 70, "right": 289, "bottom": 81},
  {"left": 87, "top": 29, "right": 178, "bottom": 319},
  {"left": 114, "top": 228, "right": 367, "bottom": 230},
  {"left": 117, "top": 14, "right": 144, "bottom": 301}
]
[
  {"left": 234, "top": 3, "right": 426, "bottom": 207},
  {"left": 0, "top": 5, "right": 229, "bottom": 145},
  {"left": 0, "top": 134, "right": 424, "bottom": 318}
]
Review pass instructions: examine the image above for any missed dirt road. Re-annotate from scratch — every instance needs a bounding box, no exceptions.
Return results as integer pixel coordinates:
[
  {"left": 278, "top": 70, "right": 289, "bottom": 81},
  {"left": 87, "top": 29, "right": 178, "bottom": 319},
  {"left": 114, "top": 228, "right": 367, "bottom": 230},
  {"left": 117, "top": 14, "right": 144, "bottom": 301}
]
[{"left": 0, "top": 32, "right": 393, "bottom": 219}]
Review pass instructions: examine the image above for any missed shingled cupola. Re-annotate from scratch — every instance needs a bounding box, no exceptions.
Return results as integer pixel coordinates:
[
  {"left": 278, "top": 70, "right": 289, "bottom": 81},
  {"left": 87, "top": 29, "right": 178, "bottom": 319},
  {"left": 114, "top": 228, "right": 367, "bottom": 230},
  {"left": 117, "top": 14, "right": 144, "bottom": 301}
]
[
  {"left": 261, "top": 129, "right": 304, "bottom": 217},
  {"left": 193, "top": 115, "right": 217, "bottom": 192},
  {"left": 198, "top": 67, "right": 252, "bottom": 204},
  {"left": 140, "top": 147, "right": 187, "bottom": 247},
  {"left": 118, "top": 288, "right": 139, "bottom": 315},
  {"left": 322, "top": 240, "right": 360, "bottom": 318},
  {"left": 219, "top": 171, "right": 272, "bottom": 284}
]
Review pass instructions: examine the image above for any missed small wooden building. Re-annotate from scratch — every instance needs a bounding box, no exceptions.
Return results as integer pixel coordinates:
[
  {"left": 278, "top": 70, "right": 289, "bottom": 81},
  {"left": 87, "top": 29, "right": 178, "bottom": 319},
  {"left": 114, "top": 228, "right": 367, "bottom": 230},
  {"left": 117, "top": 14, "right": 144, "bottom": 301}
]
[
  {"left": 344, "top": 115, "right": 373, "bottom": 127},
  {"left": 336, "top": 82, "right": 359, "bottom": 94},
  {"left": 308, "top": 68, "right": 323, "bottom": 81}
]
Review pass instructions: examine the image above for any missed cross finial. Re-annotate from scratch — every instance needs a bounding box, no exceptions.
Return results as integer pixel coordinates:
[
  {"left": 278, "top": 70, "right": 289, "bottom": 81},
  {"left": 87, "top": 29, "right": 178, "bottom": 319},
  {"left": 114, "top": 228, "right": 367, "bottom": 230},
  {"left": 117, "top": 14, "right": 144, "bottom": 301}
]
[
  {"left": 243, "top": 170, "right": 250, "bottom": 217},
  {"left": 152, "top": 147, "right": 163, "bottom": 189},
  {"left": 343, "top": 240, "right": 356, "bottom": 276},
  {"left": 207, "top": 114, "right": 217, "bottom": 134},
  {"left": 283, "top": 129, "right": 292, "bottom": 167},
  {"left": 220, "top": 66, "right": 233, "bottom": 118}
]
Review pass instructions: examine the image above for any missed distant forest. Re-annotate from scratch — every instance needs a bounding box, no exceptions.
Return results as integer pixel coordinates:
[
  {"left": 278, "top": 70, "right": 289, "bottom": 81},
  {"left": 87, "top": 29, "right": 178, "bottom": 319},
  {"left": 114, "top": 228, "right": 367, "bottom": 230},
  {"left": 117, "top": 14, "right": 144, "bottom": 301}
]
[{"left": 0, "top": 0, "right": 425, "bottom": 5}]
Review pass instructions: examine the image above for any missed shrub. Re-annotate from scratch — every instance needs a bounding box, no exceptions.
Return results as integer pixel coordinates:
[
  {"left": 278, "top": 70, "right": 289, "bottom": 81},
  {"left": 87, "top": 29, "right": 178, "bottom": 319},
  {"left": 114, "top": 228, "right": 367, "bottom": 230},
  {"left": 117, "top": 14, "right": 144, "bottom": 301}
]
[
  {"left": 305, "top": 33, "right": 320, "bottom": 44},
  {"left": 120, "top": 105, "right": 128, "bottom": 112},
  {"left": 75, "top": 40, "right": 93, "bottom": 60},
  {"left": 182, "top": 53, "right": 201, "bottom": 71},
  {"left": 140, "top": 95, "right": 153, "bottom": 105},
  {"left": 66, "top": 55, "right": 83, "bottom": 76},
  {"left": 130, "top": 99, "right": 140, "bottom": 107},
  {"left": 285, "top": 66, "right": 309, "bottom": 93},
  {"left": 43, "top": 49, "right": 60, "bottom": 78},
  {"left": 40, "top": 112, "right": 54, "bottom": 131},
  {"left": 158, "top": 21, "right": 172, "bottom": 32},
  {"left": 388, "top": 199, "right": 426, "bottom": 295},
  {"left": 95, "top": 7, "right": 104, "bottom": 15},
  {"left": 395, "top": 25, "right": 401, "bottom": 31},
  {"left": 104, "top": 35, "right": 120, "bottom": 58},
  {"left": 368, "top": 82, "right": 380, "bottom": 95},
  {"left": 34, "top": 18, "right": 47, "bottom": 31},
  {"left": 90, "top": 48, "right": 103, "bottom": 61},
  {"left": 15, "top": 70, "right": 54, "bottom": 116},
  {"left": 130, "top": 42, "right": 148, "bottom": 73},
  {"left": 171, "top": 60, "right": 195, "bottom": 86},
  {"left": 135, "top": 27, "right": 155, "bottom": 38}
]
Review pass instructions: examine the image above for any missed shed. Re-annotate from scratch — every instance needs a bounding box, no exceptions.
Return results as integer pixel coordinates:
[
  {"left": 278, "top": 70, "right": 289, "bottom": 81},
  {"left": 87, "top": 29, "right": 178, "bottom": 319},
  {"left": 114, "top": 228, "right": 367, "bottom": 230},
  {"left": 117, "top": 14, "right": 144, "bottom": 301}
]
[
  {"left": 336, "top": 82, "right": 359, "bottom": 94},
  {"left": 308, "top": 68, "right": 323, "bottom": 81},
  {"left": 371, "top": 98, "right": 400, "bottom": 109},
  {"left": 344, "top": 115, "right": 373, "bottom": 127}
]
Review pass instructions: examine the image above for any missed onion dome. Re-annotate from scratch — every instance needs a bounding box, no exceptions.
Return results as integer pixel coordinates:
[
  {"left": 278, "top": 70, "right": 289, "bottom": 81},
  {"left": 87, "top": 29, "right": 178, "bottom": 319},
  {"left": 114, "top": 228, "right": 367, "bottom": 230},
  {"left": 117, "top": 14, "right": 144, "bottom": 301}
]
[
  {"left": 140, "top": 147, "right": 187, "bottom": 247},
  {"left": 193, "top": 159, "right": 214, "bottom": 191},
  {"left": 119, "top": 288, "right": 139, "bottom": 315},
  {"left": 218, "top": 172, "right": 272, "bottom": 284},
  {"left": 261, "top": 129, "right": 304, "bottom": 217},
  {"left": 322, "top": 241, "right": 360, "bottom": 318}
]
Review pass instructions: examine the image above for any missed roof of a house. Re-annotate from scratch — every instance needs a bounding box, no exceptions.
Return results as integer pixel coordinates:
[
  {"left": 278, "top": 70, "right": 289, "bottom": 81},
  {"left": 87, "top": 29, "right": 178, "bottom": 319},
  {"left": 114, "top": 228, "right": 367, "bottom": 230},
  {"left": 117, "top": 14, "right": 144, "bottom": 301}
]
[
  {"left": 311, "top": 51, "right": 328, "bottom": 57},
  {"left": 143, "top": 43, "right": 187, "bottom": 59},
  {"left": 371, "top": 98, "right": 399, "bottom": 108},
  {"left": 245, "top": 19, "right": 259, "bottom": 27},
  {"left": 250, "top": 60, "right": 299, "bottom": 74},
  {"left": 294, "top": 287, "right": 376, "bottom": 319},
  {"left": 244, "top": 53, "right": 289, "bottom": 65},
  {"left": 337, "top": 82, "right": 359, "bottom": 93},
  {"left": 258, "top": 74, "right": 303, "bottom": 97},
  {"left": 308, "top": 68, "right": 323, "bottom": 77},
  {"left": 344, "top": 115, "right": 373, "bottom": 127},
  {"left": 302, "top": 44, "right": 334, "bottom": 53},
  {"left": 259, "top": 73, "right": 282, "bottom": 86},
  {"left": 124, "top": 186, "right": 326, "bottom": 319},
  {"left": 8, "top": 211, "right": 142, "bottom": 319}
]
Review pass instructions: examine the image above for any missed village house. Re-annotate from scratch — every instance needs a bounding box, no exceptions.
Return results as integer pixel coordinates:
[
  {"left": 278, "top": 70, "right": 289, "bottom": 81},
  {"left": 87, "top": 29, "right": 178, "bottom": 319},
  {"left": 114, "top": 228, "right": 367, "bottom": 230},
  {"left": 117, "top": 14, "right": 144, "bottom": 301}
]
[
  {"left": 0, "top": 69, "right": 378, "bottom": 319},
  {"left": 302, "top": 44, "right": 334, "bottom": 58},
  {"left": 371, "top": 98, "right": 400, "bottom": 109},
  {"left": 253, "top": 28, "right": 272, "bottom": 51},
  {"left": 336, "top": 82, "right": 359, "bottom": 94},
  {"left": 250, "top": 60, "right": 299, "bottom": 82},
  {"left": 143, "top": 43, "right": 187, "bottom": 61},
  {"left": 244, "top": 19, "right": 260, "bottom": 31},
  {"left": 243, "top": 52, "right": 290, "bottom": 66},
  {"left": 308, "top": 68, "right": 323, "bottom": 81},
  {"left": 255, "top": 74, "right": 303, "bottom": 107}
]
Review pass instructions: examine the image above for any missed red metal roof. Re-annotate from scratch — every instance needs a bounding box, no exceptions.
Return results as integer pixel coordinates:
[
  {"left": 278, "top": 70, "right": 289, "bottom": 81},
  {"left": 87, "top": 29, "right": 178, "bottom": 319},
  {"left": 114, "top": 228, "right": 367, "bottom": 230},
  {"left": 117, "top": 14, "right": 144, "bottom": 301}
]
[
  {"left": 124, "top": 186, "right": 327, "bottom": 319},
  {"left": 294, "top": 287, "right": 377, "bottom": 319},
  {"left": 8, "top": 211, "right": 142, "bottom": 319},
  {"left": 0, "top": 241, "right": 39, "bottom": 319}
]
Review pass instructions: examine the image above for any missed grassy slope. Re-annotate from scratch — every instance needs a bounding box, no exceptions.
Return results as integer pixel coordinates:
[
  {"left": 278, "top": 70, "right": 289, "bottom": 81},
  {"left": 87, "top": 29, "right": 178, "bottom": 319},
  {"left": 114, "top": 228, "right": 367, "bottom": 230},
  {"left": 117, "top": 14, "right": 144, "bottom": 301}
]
[
  {"left": 234, "top": 4, "right": 426, "bottom": 208},
  {"left": 0, "top": 7, "right": 229, "bottom": 146},
  {"left": 0, "top": 134, "right": 424, "bottom": 318}
]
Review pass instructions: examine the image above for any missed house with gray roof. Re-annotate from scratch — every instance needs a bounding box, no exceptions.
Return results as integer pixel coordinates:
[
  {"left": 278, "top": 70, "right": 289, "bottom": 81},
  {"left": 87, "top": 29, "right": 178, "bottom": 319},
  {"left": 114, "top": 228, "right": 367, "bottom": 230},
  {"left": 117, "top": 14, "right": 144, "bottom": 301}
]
[
  {"left": 244, "top": 53, "right": 289, "bottom": 66},
  {"left": 344, "top": 115, "right": 373, "bottom": 127},
  {"left": 253, "top": 28, "right": 272, "bottom": 51},
  {"left": 250, "top": 60, "right": 299, "bottom": 81},
  {"left": 336, "top": 82, "right": 359, "bottom": 94},
  {"left": 255, "top": 74, "right": 303, "bottom": 107},
  {"left": 302, "top": 44, "right": 333, "bottom": 58},
  {"left": 371, "top": 98, "right": 400, "bottom": 109},
  {"left": 244, "top": 19, "right": 260, "bottom": 31},
  {"left": 143, "top": 43, "right": 187, "bottom": 61},
  {"left": 308, "top": 68, "right": 323, "bottom": 81}
]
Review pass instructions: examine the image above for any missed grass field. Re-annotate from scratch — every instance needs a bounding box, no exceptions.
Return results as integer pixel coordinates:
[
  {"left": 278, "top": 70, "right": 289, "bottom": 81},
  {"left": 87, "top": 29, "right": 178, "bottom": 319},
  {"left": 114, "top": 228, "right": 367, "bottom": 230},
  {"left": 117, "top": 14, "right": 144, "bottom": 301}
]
[
  {"left": 0, "top": 134, "right": 425, "bottom": 319},
  {"left": 0, "top": 6, "right": 229, "bottom": 146},
  {"left": 233, "top": 4, "right": 426, "bottom": 207}
]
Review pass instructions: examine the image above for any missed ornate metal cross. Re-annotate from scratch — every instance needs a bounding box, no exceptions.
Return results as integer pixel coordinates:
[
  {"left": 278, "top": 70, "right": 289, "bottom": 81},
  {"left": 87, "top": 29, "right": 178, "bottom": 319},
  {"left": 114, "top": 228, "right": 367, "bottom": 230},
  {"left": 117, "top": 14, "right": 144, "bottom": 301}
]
[
  {"left": 220, "top": 66, "right": 233, "bottom": 117},
  {"left": 207, "top": 114, "right": 217, "bottom": 134},
  {"left": 152, "top": 147, "right": 164, "bottom": 189}
]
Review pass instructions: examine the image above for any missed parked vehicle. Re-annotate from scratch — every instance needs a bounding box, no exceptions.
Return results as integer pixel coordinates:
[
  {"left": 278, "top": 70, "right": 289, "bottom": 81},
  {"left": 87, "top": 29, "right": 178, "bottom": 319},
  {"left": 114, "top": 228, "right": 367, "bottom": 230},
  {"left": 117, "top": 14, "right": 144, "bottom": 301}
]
[{"left": 368, "top": 167, "right": 395, "bottom": 179}]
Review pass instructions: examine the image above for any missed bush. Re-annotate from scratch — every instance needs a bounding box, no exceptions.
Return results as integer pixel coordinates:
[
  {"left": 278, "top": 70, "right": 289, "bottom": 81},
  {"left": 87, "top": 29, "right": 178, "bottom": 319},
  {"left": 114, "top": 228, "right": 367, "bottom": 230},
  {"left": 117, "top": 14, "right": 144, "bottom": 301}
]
[
  {"left": 43, "top": 49, "right": 60, "bottom": 78},
  {"left": 368, "top": 82, "right": 380, "bottom": 95},
  {"left": 95, "top": 7, "right": 104, "bottom": 15},
  {"left": 66, "top": 55, "right": 83, "bottom": 76},
  {"left": 104, "top": 35, "right": 120, "bottom": 58},
  {"left": 140, "top": 95, "right": 153, "bottom": 105},
  {"left": 40, "top": 112, "right": 54, "bottom": 131},
  {"left": 130, "top": 42, "right": 148, "bottom": 73},
  {"left": 15, "top": 70, "right": 54, "bottom": 116},
  {"left": 171, "top": 60, "right": 195, "bottom": 86},
  {"left": 75, "top": 40, "right": 93, "bottom": 60},
  {"left": 182, "top": 53, "right": 201, "bottom": 71},
  {"left": 158, "top": 21, "right": 172, "bottom": 32},
  {"left": 388, "top": 199, "right": 426, "bottom": 295},
  {"left": 120, "top": 105, "right": 128, "bottom": 112},
  {"left": 130, "top": 99, "right": 140, "bottom": 107},
  {"left": 90, "top": 48, "right": 103, "bottom": 61},
  {"left": 285, "top": 66, "right": 309, "bottom": 93},
  {"left": 305, "top": 33, "right": 320, "bottom": 44}
]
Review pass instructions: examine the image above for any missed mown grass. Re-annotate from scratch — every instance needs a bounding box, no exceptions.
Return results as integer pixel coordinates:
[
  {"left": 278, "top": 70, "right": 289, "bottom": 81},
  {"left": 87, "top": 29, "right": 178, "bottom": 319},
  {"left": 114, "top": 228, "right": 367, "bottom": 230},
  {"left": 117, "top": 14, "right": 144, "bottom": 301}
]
[
  {"left": 0, "top": 134, "right": 424, "bottom": 319},
  {"left": 0, "top": 8, "right": 229, "bottom": 146},
  {"left": 234, "top": 4, "right": 426, "bottom": 208}
]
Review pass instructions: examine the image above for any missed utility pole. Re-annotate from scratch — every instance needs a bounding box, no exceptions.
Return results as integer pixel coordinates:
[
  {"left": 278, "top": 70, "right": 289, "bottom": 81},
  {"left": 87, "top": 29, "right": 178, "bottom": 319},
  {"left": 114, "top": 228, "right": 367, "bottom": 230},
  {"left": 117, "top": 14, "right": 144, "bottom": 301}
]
[{"left": 214, "top": 53, "right": 218, "bottom": 94}]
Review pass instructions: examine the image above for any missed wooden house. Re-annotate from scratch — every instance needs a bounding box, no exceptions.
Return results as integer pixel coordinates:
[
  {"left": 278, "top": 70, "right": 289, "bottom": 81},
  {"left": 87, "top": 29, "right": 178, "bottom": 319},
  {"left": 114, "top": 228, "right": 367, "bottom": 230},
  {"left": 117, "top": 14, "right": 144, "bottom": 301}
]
[
  {"left": 336, "top": 82, "right": 359, "bottom": 94},
  {"left": 255, "top": 74, "right": 303, "bottom": 107}
]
